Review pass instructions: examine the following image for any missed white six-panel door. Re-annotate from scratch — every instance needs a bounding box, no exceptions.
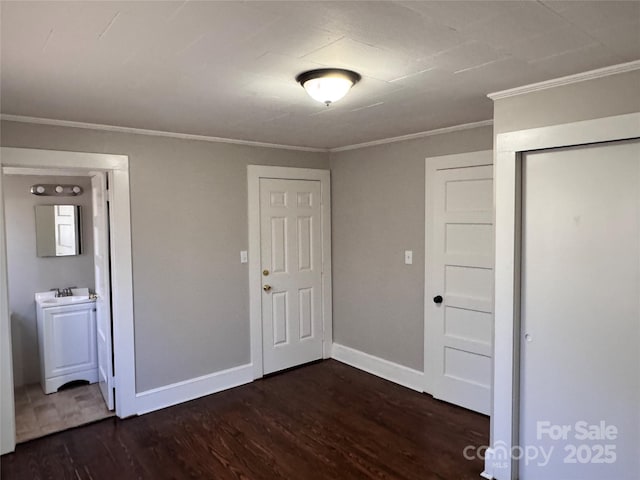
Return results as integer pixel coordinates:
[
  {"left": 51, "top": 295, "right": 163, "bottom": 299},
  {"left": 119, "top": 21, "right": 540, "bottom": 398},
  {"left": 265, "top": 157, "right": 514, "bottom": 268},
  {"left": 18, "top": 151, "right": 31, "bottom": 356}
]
[
  {"left": 91, "top": 173, "right": 114, "bottom": 410},
  {"left": 519, "top": 140, "right": 640, "bottom": 479},
  {"left": 260, "top": 178, "right": 324, "bottom": 374},
  {"left": 426, "top": 151, "right": 494, "bottom": 415}
]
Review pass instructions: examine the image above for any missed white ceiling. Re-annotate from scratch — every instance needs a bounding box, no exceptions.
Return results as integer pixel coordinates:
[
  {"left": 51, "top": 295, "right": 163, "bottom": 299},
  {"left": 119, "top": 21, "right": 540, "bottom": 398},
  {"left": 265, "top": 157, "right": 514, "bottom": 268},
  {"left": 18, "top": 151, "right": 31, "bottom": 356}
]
[{"left": 1, "top": 1, "right": 639, "bottom": 149}]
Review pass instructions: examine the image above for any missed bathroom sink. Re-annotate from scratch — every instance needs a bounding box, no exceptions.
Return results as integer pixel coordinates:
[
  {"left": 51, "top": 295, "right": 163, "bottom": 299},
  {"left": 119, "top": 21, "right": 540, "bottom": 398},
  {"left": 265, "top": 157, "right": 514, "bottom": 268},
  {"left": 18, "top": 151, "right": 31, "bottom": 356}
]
[
  {"left": 35, "top": 291, "right": 98, "bottom": 394},
  {"left": 38, "top": 295, "right": 93, "bottom": 306}
]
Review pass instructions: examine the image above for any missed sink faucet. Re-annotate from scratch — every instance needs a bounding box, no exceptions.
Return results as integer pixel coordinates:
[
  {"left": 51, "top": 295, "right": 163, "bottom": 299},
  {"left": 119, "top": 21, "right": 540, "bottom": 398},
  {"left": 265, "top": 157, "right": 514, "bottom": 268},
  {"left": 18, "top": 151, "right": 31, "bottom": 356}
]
[{"left": 50, "top": 287, "right": 76, "bottom": 297}]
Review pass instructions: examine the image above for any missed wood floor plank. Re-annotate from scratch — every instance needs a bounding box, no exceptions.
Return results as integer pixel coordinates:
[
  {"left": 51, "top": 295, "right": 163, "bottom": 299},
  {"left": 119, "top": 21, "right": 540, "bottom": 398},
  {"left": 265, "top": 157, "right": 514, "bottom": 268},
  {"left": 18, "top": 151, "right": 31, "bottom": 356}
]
[{"left": 1, "top": 360, "right": 489, "bottom": 480}]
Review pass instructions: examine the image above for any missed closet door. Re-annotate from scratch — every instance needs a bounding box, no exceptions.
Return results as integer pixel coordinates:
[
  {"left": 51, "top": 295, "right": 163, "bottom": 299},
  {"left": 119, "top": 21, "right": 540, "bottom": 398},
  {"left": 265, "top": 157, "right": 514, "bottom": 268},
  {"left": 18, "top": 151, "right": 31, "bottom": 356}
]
[{"left": 519, "top": 140, "right": 640, "bottom": 479}]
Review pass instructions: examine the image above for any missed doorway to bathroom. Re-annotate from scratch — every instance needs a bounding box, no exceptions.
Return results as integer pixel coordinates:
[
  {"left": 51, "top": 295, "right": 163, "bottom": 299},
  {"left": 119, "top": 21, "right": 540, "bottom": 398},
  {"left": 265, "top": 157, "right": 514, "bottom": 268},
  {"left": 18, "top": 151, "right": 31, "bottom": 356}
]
[
  {"left": 0, "top": 147, "right": 136, "bottom": 455},
  {"left": 2, "top": 168, "right": 116, "bottom": 443},
  {"left": 3, "top": 169, "right": 114, "bottom": 443}
]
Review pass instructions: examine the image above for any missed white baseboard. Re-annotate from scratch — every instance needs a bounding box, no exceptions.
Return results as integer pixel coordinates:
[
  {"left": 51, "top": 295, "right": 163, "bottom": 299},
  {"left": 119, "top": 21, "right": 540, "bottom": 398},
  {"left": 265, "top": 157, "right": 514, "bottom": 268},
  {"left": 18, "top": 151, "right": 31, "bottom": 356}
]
[
  {"left": 480, "top": 463, "right": 494, "bottom": 480},
  {"left": 135, "top": 363, "right": 253, "bottom": 415},
  {"left": 331, "top": 343, "right": 424, "bottom": 392},
  {"left": 132, "top": 346, "right": 424, "bottom": 416}
]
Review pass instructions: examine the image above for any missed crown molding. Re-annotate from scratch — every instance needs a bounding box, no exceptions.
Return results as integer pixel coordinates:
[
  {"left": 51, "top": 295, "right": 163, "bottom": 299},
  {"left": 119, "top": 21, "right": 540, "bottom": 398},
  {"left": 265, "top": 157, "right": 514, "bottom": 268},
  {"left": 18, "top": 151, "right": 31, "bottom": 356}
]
[
  {"left": 2, "top": 166, "right": 91, "bottom": 177},
  {"left": 488, "top": 60, "right": 640, "bottom": 101},
  {"left": 2, "top": 114, "right": 494, "bottom": 154},
  {"left": 329, "top": 119, "right": 493, "bottom": 153},
  {"left": 0, "top": 114, "right": 328, "bottom": 153}
]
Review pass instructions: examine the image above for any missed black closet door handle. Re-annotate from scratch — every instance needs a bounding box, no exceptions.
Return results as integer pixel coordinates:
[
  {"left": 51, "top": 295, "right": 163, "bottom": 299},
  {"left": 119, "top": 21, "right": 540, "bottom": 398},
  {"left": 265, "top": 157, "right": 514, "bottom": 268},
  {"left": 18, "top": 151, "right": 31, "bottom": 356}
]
[{"left": 433, "top": 295, "right": 443, "bottom": 304}]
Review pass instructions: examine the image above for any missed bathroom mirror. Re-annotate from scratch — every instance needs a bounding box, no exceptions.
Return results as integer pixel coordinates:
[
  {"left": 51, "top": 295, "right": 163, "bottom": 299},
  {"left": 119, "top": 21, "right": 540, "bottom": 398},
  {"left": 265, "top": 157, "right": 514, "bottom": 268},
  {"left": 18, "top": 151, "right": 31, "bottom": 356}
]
[{"left": 35, "top": 205, "right": 82, "bottom": 257}]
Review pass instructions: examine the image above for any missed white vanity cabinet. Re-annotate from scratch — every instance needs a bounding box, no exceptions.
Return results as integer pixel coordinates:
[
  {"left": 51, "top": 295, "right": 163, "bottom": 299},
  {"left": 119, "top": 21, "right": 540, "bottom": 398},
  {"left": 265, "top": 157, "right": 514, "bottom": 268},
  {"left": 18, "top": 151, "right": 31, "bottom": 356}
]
[{"left": 36, "top": 298, "right": 98, "bottom": 394}]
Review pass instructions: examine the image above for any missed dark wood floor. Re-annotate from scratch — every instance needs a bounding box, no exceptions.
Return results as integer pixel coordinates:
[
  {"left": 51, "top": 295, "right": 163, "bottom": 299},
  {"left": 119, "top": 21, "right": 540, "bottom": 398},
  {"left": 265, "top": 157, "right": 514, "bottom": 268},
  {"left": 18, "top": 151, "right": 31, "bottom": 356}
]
[{"left": 1, "top": 360, "right": 489, "bottom": 480}]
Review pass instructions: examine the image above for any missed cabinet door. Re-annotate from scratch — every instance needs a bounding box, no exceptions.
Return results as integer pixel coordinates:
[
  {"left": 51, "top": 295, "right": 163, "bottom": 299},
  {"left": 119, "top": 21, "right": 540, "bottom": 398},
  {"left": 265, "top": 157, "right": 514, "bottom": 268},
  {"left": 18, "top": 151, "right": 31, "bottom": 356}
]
[{"left": 44, "top": 305, "right": 97, "bottom": 378}]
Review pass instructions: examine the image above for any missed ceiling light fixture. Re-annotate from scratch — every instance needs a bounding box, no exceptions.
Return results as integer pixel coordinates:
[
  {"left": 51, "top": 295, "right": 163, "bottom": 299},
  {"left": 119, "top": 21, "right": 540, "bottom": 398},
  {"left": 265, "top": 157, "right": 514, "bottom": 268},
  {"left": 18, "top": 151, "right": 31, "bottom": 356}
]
[{"left": 296, "top": 68, "right": 361, "bottom": 106}]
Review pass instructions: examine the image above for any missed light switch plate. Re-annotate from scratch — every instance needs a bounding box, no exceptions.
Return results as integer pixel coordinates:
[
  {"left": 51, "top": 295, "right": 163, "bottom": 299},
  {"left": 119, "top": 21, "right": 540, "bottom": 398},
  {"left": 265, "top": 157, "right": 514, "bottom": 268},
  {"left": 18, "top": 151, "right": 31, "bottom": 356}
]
[
  {"left": 404, "top": 250, "right": 413, "bottom": 265},
  {"left": 240, "top": 250, "right": 248, "bottom": 264}
]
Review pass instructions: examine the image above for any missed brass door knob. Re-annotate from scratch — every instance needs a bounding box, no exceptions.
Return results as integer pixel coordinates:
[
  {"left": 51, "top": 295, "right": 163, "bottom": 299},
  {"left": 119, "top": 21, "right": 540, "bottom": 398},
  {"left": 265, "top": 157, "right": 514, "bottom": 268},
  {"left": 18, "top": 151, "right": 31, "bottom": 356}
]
[
  {"left": 263, "top": 285, "right": 272, "bottom": 292},
  {"left": 263, "top": 269, "right": 270, "bottom": 276}
]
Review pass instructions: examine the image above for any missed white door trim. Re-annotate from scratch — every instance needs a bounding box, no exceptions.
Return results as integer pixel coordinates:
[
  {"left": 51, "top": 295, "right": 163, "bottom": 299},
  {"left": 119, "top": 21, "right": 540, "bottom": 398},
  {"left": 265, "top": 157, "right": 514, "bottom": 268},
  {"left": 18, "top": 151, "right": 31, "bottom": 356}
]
[
  {"left": 0, "top": 147, "right": 136, "bottom": 454},
  {"left": 247, "top": 166, "right": 332, "bottom": 379},
  {"left": 488, "top": 112, "right": 640, "bottom": 480},
  {"left": 424, "top": 150, "right": 493, "bottom": 395}
]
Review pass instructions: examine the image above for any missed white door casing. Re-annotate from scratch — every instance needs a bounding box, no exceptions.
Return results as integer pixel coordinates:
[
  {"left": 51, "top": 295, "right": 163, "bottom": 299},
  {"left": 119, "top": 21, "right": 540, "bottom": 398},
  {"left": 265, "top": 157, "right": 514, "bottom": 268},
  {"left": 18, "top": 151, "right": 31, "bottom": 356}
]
[
  {"left": 489, "top": 112, "right": 640, "bottom": 480},
  {"left": 260, "top": 178, "right": 323, "bottom": 374},
  {"left": 248, "top": 166, "right": 332, "bottom": 379},
  {"left": 425, "top": 150, "right": 494, "bottom": 415},
  {"left": 92, "top": 173, "right": 115, "bottom": 410},
  {"left": 0, "top": 169, "right": 16, "bottom": 454},
  {"left": 519, "top": 140, "right": 640, "bottom": 479},
  {"left": 0, "top": 147, "right": 135, "bottom": 455}
]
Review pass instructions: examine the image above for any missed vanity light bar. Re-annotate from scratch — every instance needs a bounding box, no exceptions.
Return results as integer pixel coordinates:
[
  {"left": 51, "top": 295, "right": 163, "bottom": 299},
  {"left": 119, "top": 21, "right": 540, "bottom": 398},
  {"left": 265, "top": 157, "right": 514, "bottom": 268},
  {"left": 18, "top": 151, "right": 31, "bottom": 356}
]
[{"left": 31, "top": 184, "right": 83, "bottom": 196}]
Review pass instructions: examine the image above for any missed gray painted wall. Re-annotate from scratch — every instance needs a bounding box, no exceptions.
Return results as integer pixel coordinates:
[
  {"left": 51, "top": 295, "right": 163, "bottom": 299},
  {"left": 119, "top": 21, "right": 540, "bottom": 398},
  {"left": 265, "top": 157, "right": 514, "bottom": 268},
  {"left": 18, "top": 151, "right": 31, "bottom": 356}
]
[
  {"left": 330, "top": 126, "right": 494, "bottom": 371},
  {"left": 7, "top": 70, "right": 629, "bottom": 392},
  {"left": 4, "top": 174, "right": 94, "bottom": 387},
  {"left": 494, "top": 70, "right": 640, "bottom": 135},
  {"left": 0, "top": 120, "right": 329, "bottom": 392}
]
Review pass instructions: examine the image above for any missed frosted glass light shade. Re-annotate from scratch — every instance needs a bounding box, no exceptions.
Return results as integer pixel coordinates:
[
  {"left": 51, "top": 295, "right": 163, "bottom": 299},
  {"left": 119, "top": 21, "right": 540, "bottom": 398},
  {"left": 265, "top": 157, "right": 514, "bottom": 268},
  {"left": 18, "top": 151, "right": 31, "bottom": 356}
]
[
  {"left": 302, "top": 76, "right": 353, "bottom": 105},
  {"left": 296, "top": 69, "right": 361, "bottom": 106}
]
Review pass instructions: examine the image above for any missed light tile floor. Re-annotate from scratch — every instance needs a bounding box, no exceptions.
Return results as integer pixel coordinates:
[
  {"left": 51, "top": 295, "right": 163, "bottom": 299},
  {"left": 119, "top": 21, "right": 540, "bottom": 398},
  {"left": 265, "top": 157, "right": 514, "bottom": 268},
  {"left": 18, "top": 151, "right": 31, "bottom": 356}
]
[{"left": 14, "top": 382, "right": 115, "bottom": 443}]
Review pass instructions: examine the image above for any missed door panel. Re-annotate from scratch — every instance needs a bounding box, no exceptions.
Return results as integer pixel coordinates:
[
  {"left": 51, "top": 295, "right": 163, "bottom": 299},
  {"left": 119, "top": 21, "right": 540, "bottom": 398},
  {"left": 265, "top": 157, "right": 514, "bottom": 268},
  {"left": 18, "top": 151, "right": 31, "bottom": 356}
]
[
  {"left": 46, "top": 307, "right": 96, "bottom": 377},
  {"left": 260, "top": 178, "right": 323, "bottom": 374},
  {"left": 520, "top": 140, "right": 640, "bottom": 479},
  {"left": 299, "top": 288, "right": 313, "bottom": 339},
  {"left": 429, "top": 162, "right": 494, "bottom": 415}
]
